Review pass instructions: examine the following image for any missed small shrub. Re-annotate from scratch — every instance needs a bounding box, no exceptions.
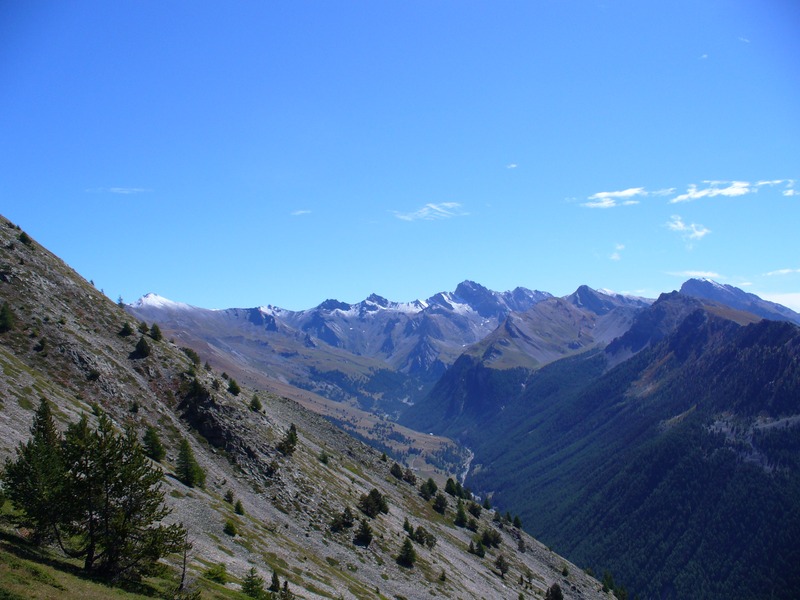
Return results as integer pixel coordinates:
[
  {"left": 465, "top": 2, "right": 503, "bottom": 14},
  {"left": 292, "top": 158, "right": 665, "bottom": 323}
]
[
  {"left": 204, "top": 563, "right": 227, "bottom": 584},
  {"left": 223, "top": 519, "right": 237, "bottom": 536}
]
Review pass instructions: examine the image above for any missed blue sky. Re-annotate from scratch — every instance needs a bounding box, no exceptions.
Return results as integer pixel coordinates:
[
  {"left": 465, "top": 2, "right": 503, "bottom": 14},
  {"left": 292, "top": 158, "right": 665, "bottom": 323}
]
[{"left": 2, "top": 1, "right": 799, "bottom": 310}]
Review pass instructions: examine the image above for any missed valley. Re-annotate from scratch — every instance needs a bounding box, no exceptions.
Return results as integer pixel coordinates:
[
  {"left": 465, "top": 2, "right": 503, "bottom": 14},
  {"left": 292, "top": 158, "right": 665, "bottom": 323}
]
[{"left": 2, "top": 215, "right": 800, "bottom": 599}]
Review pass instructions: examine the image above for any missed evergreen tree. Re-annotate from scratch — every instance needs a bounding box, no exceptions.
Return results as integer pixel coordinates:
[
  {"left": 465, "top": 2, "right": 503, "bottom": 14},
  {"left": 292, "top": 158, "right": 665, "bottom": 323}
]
[
  {"left": 396, "top": 537, "right": 416, "bottom": 568},
  {"left": 277, "top": 423, "right": 298, "bottom": 456},
  {"left": 134, "top": 335, "right": 151, "bottom": 358},
  {"left": 249, "top": 394, "right": 262, "bottom": 412},
  {"left": 142, "top": 426, "right": 166, "bottom": 462},
  {"left": 1, "top": 398, "right": 65, "bottom": 542},
  {"left": 176, "top": 438, "right": 205, "bottom": 488},
  {"left": 227, "top": 378, "right": 241, "bottom": 396},
  {"left": 118, "top": 322, "right": 134, "bottom": 337},
  {"left": 545, "top": 583, "right": 564, "bottom": 600},
  {"left": 241, "top": 566, "right": 266, "bottom": 599},
  {"left": 358, "top": 488, "right": 389, "bottom": 518},
  {"left": 138, "top": 321, "right": 149, "bottom": 334},
  {"left": 419, "top": 477, "right": 438, "bottom": 501},
  {"left": 269, "top": 570, "right": 281, "bottom": 592},
  {"left": 234, "top": 499, "right": 244, "bottom": 515},
  {"left": 454, "top": 499, "right": 468, "bottom": 527},
  {"left": 403, "top": 517, "right": 413, "bottom": 534},
  {"left": 432, "top": 492, "right": 448, "bottom": 514},
  {"left": 513, "top": 514, "right": 522, "bottom": 528},
  {"left": 149, "top": 323, "right": 163, "bottom": 341},
  {"left": 0, "top": 302, "right": 15, "bottom": 333},
  {"left": 494, "top": 554, "right": 510, "bottom": 578},
  {"left": 402, "top": 467, "right": 416, "bottom": 485},
  {"left": 390, "top": 462, "right": 404, "bottom": 479},
  {"left": 61, "top": 413, "right": 186, "bottom": 577},
  {"left": 353, "top": 518, "right": 373, "bottom": 547}
]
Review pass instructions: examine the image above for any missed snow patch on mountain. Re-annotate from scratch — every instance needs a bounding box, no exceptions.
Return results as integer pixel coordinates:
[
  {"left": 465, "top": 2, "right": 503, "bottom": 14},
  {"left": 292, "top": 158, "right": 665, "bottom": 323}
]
[{"left": 131, "top": 293, "right": 193, "bottom": 311}]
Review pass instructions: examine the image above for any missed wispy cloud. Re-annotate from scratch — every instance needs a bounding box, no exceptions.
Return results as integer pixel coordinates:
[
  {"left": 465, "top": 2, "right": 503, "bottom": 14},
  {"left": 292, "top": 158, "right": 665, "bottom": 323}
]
[
  {"left": 610, "top": 243, "right": 625, "bottom": 261},
  {"left": 506, "top": 163, "right": 518, "bottom": 169},
  {"left": 764, "top": 268, "right": 800, "bottom": 276},
  {"left": 668, "top": 270, "right": 722, "bottom": 279},
  {"left": 392, "top": 202, "right": 468, "bottom": 222},
  {"left": 582, "top": 187, "right": 646, "bottom": 208},
  {"left": 290, "top": 209, "right": 311, "bottom": 216},
  {"left": 666, "top": 215, "right": 711, "bottom": 246},
  {"left": 670, "top": 180, "right": 752, "bottom": 204},
  {"left": 738, "top": 37, "right": 750, "bottom": 44}
]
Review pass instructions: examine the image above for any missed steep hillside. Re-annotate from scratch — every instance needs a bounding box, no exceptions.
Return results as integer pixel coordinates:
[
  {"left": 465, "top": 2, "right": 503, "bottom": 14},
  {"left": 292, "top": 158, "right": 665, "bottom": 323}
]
[
  {"left": 0, "top": 215, "right": 607, "bottom": 600},
  {"left": 443, "top": 295, "right": 800, "bottom": 599}
]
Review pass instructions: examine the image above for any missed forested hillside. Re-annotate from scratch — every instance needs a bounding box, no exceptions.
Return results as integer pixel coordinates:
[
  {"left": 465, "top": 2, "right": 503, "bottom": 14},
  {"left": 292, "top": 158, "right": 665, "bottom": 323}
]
[{"left": 418, "top": 296, "right": 800, "bottom": 599}]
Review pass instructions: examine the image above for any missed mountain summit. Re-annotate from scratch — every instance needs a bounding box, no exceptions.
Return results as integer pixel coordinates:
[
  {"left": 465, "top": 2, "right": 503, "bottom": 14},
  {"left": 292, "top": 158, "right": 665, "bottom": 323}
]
[{"left": 680, "top": 278, "right": 800, "bottom": 325}]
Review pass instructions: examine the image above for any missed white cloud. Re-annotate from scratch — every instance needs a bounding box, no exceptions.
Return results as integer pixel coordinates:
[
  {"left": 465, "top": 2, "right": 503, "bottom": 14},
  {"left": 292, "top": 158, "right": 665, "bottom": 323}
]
[
  {"left": 764, "top": 268, "right": 800, "bottom": 277},
  {"left": 700, "top": 53, "right": 709, "bottom": 60},
  {"left": 666, "top": 215, "right": 711, "bottom": 242},
  {"left": 784, "top": 189, "right": 799, "bottom": 197},
  {"left": 610, "top": 243, "right": 625, "bottom": 261},
  {"left": 668, "top": 270, "right": 722, "bottom": 279},
  {"left": 290, "top": 209, "right": 311, "bottom": 216},
  {"left": 393, "top": 202, "right": 468, "bottom": 222},
  {"left": 670, "top": 180, "right": 752, "bottom": 204},
  {"left": 582, "top": 187, "right": 646, "bottom": 208},
  {"left": 506, "top": 163, "right": 518, "bottom": 169},
  {"left": 739, "top": 37, "right": 750, "bottom": 43}
]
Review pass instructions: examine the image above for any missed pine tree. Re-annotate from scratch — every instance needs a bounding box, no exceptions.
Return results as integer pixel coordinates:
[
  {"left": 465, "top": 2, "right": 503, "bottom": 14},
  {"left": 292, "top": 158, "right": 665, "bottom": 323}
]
[
  {"left": 134, "top": 335, "right": 151, "bottom": 358},
  {"left": 0, "top": 302, "right": 15, "bottom": 333},
  {"left": 494, "top": 554, "right": 510, "bottom": 578},
  {"left": 454, "top": 499, "right": 468, "bottom": 527},
  {"left": 241, "top": 566, "right": 266, "bottom": 599},
  {"left": 118, "top": 322, "right": 134, "bottom": 337},
  {"left": 432, "top": 492, "right": 448, "bottom": 514},
  {"left": 227, "top": 378, "right": 241, "bottom": 396},
  {"left": 545, "top": 583, "right": 564, "bottom": 600},
  {"left": 277, "top": 423, "right": 298, "bottom": 456},
  {"left": 396, "top": 537, "right": 416, "bottom": 568},
  {"left": 234, "top": 499, "right": 244, "bottom": 515},
  {"left": 142, "top": 426, "right": 166, "bottom": 462},
  {"left": 419, "top": 477, "right": 438, "bottom": 500},
  {"left": 269, "top": 570, "right": 281, "bottom": 592},
  {"left": 353, "top": 518, "right": 373, "bottom": 547},
  {"left": 176, "top": 438, "right": 205, "bottom": 488},
  {"left": 149, "top": 323, "right": 163, "bottom": 341},
  {"left": 249, "top": 394, "right": 262, "bottom": 412},
  {"left": 60, "top": 413, "right": 187, "bottom": 577},
  {"left": 1, "top": 398, "right": 65, "bottom": 543}
]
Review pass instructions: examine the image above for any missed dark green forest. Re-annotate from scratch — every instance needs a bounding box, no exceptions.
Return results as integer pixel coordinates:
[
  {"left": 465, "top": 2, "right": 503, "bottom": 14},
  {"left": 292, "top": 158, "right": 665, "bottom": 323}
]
[{"left": 425, "top": 310, "right": 800, "bottom": 599}]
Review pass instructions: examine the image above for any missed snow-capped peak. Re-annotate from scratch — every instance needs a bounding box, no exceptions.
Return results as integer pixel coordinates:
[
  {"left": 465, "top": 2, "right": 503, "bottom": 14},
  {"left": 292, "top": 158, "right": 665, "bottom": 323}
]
[{"left": 130, "top": 293, "right": 191, "bottom": 310}]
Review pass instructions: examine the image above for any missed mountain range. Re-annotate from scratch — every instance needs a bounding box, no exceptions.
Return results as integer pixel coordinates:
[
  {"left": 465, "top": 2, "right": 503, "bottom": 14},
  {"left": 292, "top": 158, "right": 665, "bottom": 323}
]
[
  {"left": 0, "top": 216, "right": 607, "bottom": 599},
  {"left": 3, "top": 213, "right": 800, "bottom": 599},
  {"left": 128, "top": 276, "right": 800, "bottom": 599}
]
